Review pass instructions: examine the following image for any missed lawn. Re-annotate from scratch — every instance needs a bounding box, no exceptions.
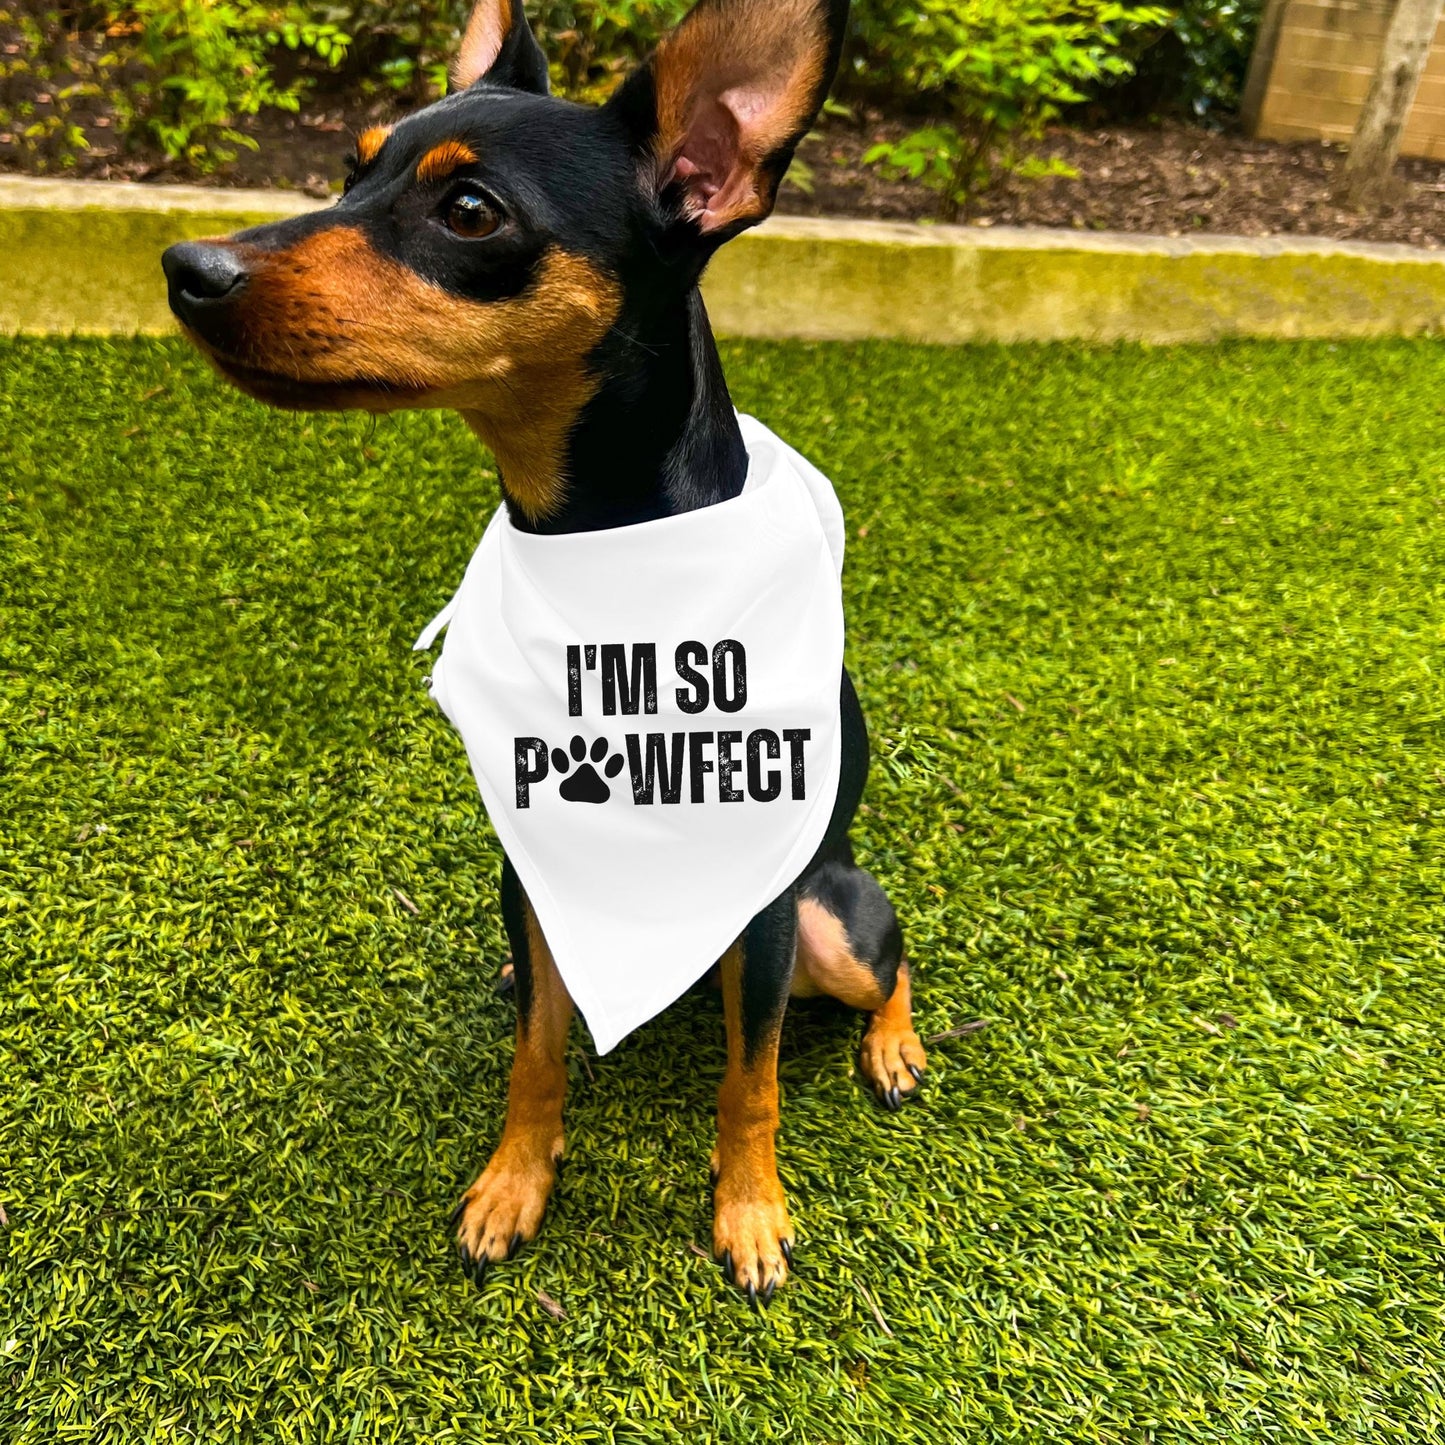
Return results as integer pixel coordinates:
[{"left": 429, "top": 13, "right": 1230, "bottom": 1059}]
[{"left": 3, "top": 335, "right": 1444, "bottom": 1444}]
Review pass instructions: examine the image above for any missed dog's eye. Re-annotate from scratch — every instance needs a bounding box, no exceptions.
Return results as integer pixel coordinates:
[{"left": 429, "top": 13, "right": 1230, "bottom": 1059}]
[
  {"left": 445, "top": 188, "right": 501, "bottom": 239},
  {"left": 342, "top": 153, "right": 359, "bottom": 195}
]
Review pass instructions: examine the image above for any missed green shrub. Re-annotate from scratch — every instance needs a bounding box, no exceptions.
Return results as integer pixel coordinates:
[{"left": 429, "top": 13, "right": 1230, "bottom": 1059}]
[
  {"left": 855, "top": 0, "right": 1171, "bottom": 221},
  {"left": 1156, "top": 0, "right": 1263, "bottom": 113},
  {"left": 325, "top": 0, "right": 687, "bottom": 103},
  {"left": 0, "top": 2, "right": 346, "bottom": 174},
  {"left": 3, "top": 0, "right": 1181, "bottom": 190},
  {"left": 119, "top": 1, "right": 348, "bottom": 170},
  {"left": 311, "top": 0, "right": 465, "bottom": 102},
  {"left": 531, "top": 0, "right": 688, "bottom": 99},
  {"left": 0, "top": 7, "right": 113, "bottom": 172}
]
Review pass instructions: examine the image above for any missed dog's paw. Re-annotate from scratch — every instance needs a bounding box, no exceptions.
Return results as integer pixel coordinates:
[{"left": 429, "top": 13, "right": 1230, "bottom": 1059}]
[
  {"left": 859, "top": 1019, "right": 927, "bottom": 1111},
  {"left": 713, "top": 1177, "right": 793, "bottom": 1307},
  {"left": 451, "top": 1145, "right": 559, "bottom": 1288}
]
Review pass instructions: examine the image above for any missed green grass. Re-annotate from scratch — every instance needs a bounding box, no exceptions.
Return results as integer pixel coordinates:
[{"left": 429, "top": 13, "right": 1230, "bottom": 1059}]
[{"left": 3, "top": 335, "right": 1445, "bottom": 1444}]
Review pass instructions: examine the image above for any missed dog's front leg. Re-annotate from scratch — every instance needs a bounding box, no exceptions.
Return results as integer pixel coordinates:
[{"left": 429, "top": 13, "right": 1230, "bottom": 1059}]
[
  {"left": 712, "top": 887, "right": 796, "bottom": 1305},
  {"left": 453, "top": 858, "right": 572, "bottom": 1285}
]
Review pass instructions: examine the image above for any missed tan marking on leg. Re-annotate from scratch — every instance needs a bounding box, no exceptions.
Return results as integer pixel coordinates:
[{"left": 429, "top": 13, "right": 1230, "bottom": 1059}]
[
  {"left": 858, "top": 960, "right": 927, "bottom": 1106},
  {"left": 711, "top": 941, "right": 792, "bottom": 1300},
  {"left": 792, "top": 896, "right": 886, "bottom": 1007},
  {"left": 454, "top": 904, "right": 572, "bottom": 1270}
]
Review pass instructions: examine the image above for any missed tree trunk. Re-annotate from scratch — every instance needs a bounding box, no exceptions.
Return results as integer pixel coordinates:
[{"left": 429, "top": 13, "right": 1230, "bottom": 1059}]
[{"left": 1340, "top": 0, "right": 1445, "bottom": 208}]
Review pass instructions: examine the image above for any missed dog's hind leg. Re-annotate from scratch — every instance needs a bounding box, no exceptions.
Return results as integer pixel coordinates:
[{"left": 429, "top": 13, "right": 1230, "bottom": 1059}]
[
  {"left": 453, "top": 857, "right": 572, "bottom": 1285},
  {"left": 712, "top": 889, "right": 797, "bottom": 1305},
  {"left": 793, "top": 858, "right": 927, "bottom": 1110}
]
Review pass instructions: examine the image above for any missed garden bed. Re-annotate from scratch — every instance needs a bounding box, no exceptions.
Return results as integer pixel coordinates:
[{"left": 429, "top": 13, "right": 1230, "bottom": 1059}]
[
  {"left": 10, "top": 100, "right": 1445, "bottom": 249},
  {"left": 791, "top": 116, "right": 1445, "bottom": 251}
]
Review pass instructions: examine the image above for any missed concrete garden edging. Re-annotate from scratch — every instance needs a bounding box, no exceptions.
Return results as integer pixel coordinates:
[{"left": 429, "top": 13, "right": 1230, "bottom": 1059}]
[{"left": 5, "top": 174, "right": 1445, "bottom": 343}]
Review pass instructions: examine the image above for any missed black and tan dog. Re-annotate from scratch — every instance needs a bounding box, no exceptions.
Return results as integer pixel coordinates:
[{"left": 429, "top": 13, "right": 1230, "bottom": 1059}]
[{"left": 161, "top": 0, "right": 926, "bottom": 1304}]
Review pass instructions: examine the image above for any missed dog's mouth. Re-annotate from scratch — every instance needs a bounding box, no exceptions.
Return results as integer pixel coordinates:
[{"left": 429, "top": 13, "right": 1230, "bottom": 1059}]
[{"left": 190, "top": 335, "right": 424, "bottom": 414}]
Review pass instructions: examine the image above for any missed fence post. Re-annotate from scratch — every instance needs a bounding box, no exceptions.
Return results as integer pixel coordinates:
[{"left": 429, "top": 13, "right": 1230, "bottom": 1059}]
[{"left": 1240, "top": 0, "right": 1291, "bottom": 135}]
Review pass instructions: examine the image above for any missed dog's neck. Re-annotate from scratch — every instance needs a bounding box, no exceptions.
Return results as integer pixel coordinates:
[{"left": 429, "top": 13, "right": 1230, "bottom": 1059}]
[{"left": 494, "top": 286, "right": 748, "bottom": 536}]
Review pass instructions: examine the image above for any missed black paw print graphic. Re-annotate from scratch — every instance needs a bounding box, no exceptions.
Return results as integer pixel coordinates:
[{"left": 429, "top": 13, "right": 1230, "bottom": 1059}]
[{"left": 552, "top": 735, "right": 625, "bottom": 803}]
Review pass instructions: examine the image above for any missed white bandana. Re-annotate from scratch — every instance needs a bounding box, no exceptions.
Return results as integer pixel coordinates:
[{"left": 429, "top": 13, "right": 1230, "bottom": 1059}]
[{"left": 414, "top": 415, "right": 845, "bottom": 1053}]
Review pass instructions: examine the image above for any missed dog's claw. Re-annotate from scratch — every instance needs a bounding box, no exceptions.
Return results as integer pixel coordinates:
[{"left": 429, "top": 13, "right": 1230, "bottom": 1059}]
[
  {"left": 907, "top": 1063, "right": 925, "bottom": 1084},
  {"left": 886, "top": 1084, "right": 903, "bottom": 1111},
  {"left": 720, "top": 1248, "right": 735, "bottom": 1285},
  {"left": 747, "top": 1280, "right": 759, "bottom": 1310},
  {"left": 507, "top": 1231, "right": 523, "bottom": 1260},
  {"left": 761, "top": 1278, "right": 777, "bottom": 1305},
  {"left": 447, "top": 1197, "right": 466, "bottom": 1229},
  {"left": 455, "top": 1237, "right": 488, "bottom": 1291},
  {"left": 780, "top": 1238, "right": 793, "bottom": 1268}
]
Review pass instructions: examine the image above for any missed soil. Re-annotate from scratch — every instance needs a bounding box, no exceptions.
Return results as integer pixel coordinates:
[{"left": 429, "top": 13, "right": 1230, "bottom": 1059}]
[
  {"left": 8, "top": 78, "right": 1445, "bottom": 250},
  {"left": 780, "top": 117, "right": 1445, "bottom": 250}
]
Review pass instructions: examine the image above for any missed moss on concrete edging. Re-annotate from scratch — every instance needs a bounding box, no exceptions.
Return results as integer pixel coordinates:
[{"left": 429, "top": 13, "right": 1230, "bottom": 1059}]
[
  {"left": 2, "top": 179, "right": 315, "bottom": 337},
  {"left": 6, "top": 174, "right": 1445, "bottom": 341}
]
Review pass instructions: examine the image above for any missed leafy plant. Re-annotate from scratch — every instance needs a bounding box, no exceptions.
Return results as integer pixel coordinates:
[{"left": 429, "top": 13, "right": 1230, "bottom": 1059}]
[
  {"left": 856, "top": 0, "right": 1170, "bottom": 220},
  {"left": 1, "top": 0, "right": 1189, "bottom": 190},
  {"left": 0, "top": 7, "right": 113, "bottom": 172},
  {"left": 1158, "top": 0, "right": 1264, "bottom": 113},
  {"left": 118, "top": 1, "right": 349, "bottom": 170},
  {"left": 1, "top": 2, "right": 350, "bottom": 174},
  {"left": 320, "top": 0, "right": 688, "bottom": 104},
  {"left": 530, "top": 0, "right": 687, "bottom": 99},
  {"left": 308, "top": 0, "right": 463, "bottom": 102}
]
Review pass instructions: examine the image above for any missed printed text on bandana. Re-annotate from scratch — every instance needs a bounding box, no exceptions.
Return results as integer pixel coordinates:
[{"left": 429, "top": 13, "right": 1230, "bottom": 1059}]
[{"left": 513, "top": 641, "right": 812, "bottom": 808}]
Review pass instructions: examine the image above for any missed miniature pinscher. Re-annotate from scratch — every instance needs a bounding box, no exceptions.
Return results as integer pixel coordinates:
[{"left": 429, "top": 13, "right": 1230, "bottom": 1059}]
[{"left": 162, "top": 0, "right": 926, "bottom": 1305}]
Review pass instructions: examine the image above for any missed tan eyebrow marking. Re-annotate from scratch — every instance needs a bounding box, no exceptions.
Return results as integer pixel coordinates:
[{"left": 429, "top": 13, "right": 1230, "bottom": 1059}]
[
  {"left": 417, "top": 139, "right": 479, "bottom": 184},
  {"left": 355, "top": 125, "right": 392, "bottom": 167}
]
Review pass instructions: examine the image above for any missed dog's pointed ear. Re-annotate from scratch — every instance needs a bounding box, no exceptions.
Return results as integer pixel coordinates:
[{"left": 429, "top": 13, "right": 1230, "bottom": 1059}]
[
  {"left": 451, "top": 0, "right": 550, "bottom": 94},
  {"left": 605, "top": 0, "right": 848, "bottom": 243}
]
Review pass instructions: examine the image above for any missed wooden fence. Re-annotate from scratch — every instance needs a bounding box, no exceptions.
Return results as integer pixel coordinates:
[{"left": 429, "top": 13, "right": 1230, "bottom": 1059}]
[{"left": 1245, "top": 0, "right": 1445, "bottom": 159}]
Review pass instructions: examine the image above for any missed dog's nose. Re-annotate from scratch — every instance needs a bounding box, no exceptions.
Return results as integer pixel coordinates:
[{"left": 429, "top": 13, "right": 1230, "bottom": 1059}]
[
  {"left": 163, "top": 241, "right": 247, "bottom": 299},
  {"left": 162, "top": 241, "right": 249, "bottom": 327}
]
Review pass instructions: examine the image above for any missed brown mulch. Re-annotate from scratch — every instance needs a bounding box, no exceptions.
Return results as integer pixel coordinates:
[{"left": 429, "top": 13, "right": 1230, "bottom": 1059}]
[
  {"left": 0, "top": 93, "right": 400, "bottom": 198},
  {"left": 8, "top": 84, "right": 1445, "bottom": 250},
  {"left": 779, "top": 116, "right": 1445, "bottom": 250}
]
